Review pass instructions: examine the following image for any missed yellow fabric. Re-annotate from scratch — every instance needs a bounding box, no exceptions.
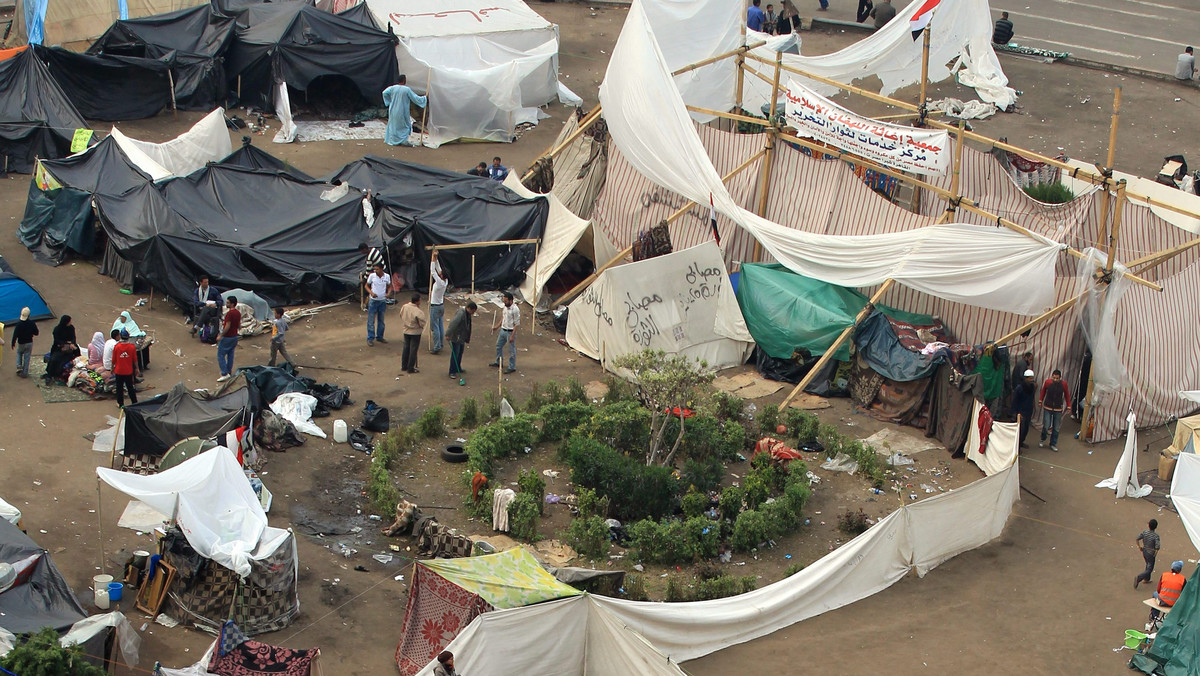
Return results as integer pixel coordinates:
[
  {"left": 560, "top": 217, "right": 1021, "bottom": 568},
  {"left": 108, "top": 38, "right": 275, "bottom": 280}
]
[
  {"left": 34, "top": 160, "right": 61, "bottom": 191},
  {"left": 421, "top": 547, "right": 581, "bottom": 609},
  {"left": 1167, "top": 415, "right": 1200, "bottom": 456}
]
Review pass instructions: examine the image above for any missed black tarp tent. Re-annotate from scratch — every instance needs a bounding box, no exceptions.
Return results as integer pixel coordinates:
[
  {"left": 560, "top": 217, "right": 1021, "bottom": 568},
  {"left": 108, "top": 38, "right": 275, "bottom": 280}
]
[
  {"left": 0, "top": 47, "right": 89, "bottom": 173},
  {"left": 88, "top": 5, "right": 237, "bottom": 111},
  {"left": 36, "top": 45, "right": 173, "bottom": 121},
  {"left": 123, "top": 382, "right": 252, "bottom": 457},
  {"left": 94, "top": 159, "right": 367, "bottom": 305},
  {"left": 225, "top": 2, "right": 397, "bottom": 110},
  {"left": 219, "top": 137, "right": 313, "bottom": 179},
  {"left": 0, "top": 517, "right": 87, "bottom": 635},
  {"left": 331, "top": 156, "right": 548, "bottom": 291}
]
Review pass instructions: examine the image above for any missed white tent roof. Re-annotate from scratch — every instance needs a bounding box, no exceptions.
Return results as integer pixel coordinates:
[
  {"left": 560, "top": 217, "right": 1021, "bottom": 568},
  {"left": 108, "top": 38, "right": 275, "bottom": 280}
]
[
  {"left": 566, "top": 241, "right": 754, "bottom": 372},
  {"left": 374, "top": 0, "right": 551, "bottom": 38},
  {"left": 109, "top": 108, "right": 232, "bottom": 181},
  {"left": 504, "top": 173, "right": 593, "bottom": 308},
  {"left": 1172, "top": 452, "right": 1200, "bottom": 553}
]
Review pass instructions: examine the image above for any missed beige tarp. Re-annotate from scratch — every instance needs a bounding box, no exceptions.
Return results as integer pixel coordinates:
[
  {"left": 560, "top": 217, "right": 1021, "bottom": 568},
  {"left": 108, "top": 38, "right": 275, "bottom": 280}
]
[
  {"left": 1167, "top": 414, "right": 1200, "bottom": 456},
  {"left": 14, "top": 0, "right": 207, "bottom": 49},
  {"left": 504, "top": 173, "right": 594, "bottom": 308}
]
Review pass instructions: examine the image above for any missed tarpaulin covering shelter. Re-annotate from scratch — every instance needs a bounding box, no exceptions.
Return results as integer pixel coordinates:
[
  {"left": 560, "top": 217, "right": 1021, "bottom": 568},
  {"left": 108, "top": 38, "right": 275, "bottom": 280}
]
[
  {"left": 122, "top": 382, "right": 251, "bottom": 457},
  {"left": 505, "top": 172, "right": 594, "bottom": 308},
  {"left": 97, "top": 448, "right": 299, "bottom": 635},
  {"left": 0, "top": 517, "right": 87, "bottom": 635},
  {"left": 35, "top": 45, "right": 172, "bottom": 121},
  {"left": 0, "top": 255, "right": 53, "bottom": 324},
  {"left": 14, "top": 0, "right": 208, "bottom": 48},
  {"left": 218, "top": 138, "right": 313, "bottom": 180},
  {"left": 1131, "top": 565, "right": 1200, "bottom": 675},
  {"left": 395, "top": 547, "right": 581, "bottom": 676},
  {"left": 332, "top": 156, "right": 547, "bottom": 291},
  {"left": 225, "top": 2, "right": 398, "bottom": 111},
  {"left": 88, "top": 5, "right": 237, "bottom": 111},
  {"left": 0, "top": 47, "right": 89, "bottom": 173},
  {"left": 566, "top": 241, "right": 753, "bottom": 372},
  {"left": 369, "top": 0, "right": 566, "bottom": 147},
  {"left": 1171, "top": 452, "right": 1200, "bottom": 554}
]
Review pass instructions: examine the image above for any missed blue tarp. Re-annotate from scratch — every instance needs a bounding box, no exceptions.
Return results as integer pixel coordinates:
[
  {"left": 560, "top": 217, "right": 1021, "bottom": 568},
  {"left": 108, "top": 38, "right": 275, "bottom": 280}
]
[{"left": 0, "top": 257, "right": 52, "bottom": 324}]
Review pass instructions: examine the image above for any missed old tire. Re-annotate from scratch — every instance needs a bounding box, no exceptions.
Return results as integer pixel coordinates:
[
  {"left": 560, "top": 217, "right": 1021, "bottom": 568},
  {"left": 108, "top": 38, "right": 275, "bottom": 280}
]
[{"left": 441, "top": 445, "right": 467, "bottom": 463}]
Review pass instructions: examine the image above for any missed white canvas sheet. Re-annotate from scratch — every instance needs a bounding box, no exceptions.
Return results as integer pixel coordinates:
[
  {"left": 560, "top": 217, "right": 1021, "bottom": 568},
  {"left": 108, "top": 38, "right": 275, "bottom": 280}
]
[
  {"left": 1096, "top": 411, "right": 1152, "bottom": 498},
  {"left": 97, "top": 447, "right": 290, "bottom": 578},
  {"left": 565, "top": 241, "right": 754, "bottom": 371},
  {"left": 0, "top": 496, "right": 20, "bottom": 525},
  {"left": 964, "top": 400, "right": 1019, "bottom": 477},
  {"left": 599, "top": 0, "right": 1061, "bottom": 316},
  {"left": 505, "top": 173, "right": 592, "bottom": 307},
  {"left": 1171, "top": 452, "right": 1200, "bottom": 553},
  {"left": 110, "top": 108, "right": 231, "bottom": 179},
  {"left": 270, "top": 392, "right": 326, "bottom": 439}
]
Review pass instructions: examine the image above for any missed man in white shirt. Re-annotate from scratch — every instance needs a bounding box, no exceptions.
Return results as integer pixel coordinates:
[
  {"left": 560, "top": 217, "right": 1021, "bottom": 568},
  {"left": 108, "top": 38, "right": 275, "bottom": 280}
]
[
  {"left": 429, "top": 251, "right": 448, "bottom": 354},
  {"left": 103, "top": 329, "right": 119, "bottom": 371},
  {"left": 365, "top": 263, "right": 391, "bottom": 346},
  {"left": 489, "top": 291, "right": 520, "bottom": 373},
  {"left": 1177, "top": 47, "right": 1197, "bottom": 81}
]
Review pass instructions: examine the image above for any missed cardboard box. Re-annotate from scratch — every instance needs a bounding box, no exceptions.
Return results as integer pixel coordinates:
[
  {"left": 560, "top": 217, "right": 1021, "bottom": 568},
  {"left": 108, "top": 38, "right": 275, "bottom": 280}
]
[{"left": 1160, "top": 452, "right": 1178, "bottom": 482}]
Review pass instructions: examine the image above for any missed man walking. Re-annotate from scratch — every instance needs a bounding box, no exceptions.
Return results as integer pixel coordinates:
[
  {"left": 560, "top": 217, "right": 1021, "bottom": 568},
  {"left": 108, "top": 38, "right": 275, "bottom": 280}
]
[
  {"left": 216, "top": 296, "right": 241, "bottom": 383},
  {"left": 400, "top": 293, "right": 426, "bottom": 374},
  {"left": 1135, "top": 519, "right": 1161, "bottom": 589},
  {"left": 1177, "top": 47, "right": 1197, "bottom": 82},
  {"left": 112, "top": 330, "right": 139, "bottom": 407},
  {"left": 429, "top": 251, "right": 448, "bottom": 354},
  {"left": 490, "top": 291, "right": 520, "bottom": 374},
  {"left": 447, "top": 301, "right": 477, "bottom": 379},
  {"left": 365, "top": 262, "right": 391, "bottom": 346},
  {"left": 9, "top": 306, "right": 38, "bottom": 378},
  {"left": 382, "top": 74, "right": 427, "bottom": 147},
  {"left": 1011, "top": 369, "right": 1037, "bottom": 448},
  {"left": 1038, "top": 368, "right": 1070, "bottom": 451},
  {"left": 267, "top": 307, "right": 292, "bottom": 368}
]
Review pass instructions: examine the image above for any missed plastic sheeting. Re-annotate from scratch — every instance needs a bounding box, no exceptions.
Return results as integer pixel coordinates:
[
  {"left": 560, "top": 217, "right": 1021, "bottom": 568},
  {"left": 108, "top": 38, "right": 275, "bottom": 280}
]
[
  {"left": 36, "top": 45, "right": 171, "bottom": 121},
  {"left": 1095, "top": 411, "right": 1152, "bottom": 498},
  {"left": 60, "top": 612, "right": 140, "bottom": 668},
  {"left": 427, "top": 458, "right": 1019, "bottom": 668},
  {"left": 1171, "top": 452, "right": 1200, "bottom": 554},
  {"left": 598, "top": 0, "right": 1060, "bottom": 317},
  {"left": 122, "top": 383, "right": 250, "bottom": 457},
  {"left": 372, "top": 0, "right": 563, "bottom": 147},
  {"left": 0, "top": 47, "right": 88, "bottom": 173},
  {"left": 0, "top": 497, "right": 20, "bottom": 525},
  {"left": 97, "top": 447, "right": 290, "bottom": 578},
  {"left": 566, "top": 241, "right": 754, "bottom": 372},
  {"left": 269, "top": 392, "right": 326, "bottom": 438},
  {"left": 1075, "top": 248, "right": 1132, "bottom": 400},
  {"left": 505, "top": 173, "right": 592, "bottom": 307},
  {"left": 110, "top": 108, "right": 231, "bottom": 180}
]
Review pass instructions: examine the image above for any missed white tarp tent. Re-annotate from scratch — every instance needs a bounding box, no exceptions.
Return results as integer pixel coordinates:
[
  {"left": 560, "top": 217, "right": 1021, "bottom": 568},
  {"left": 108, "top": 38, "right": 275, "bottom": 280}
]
[
  {"left": 964, "top": 400, "right": 1019, "bottom": 477},
  {"left": 96, "top": 447, "right": 290, "bottom": 578},
  {"left": 1095, "top": 411, "right": 1152, "bottom": 498},
  {"left": 505, "top": 173, "right": 594, "bottom": 308},
  {"left": 1171, "top": 452, "right": 1200, "bottom": 553},
  {"left": 566, "top": 241, "right": 754, "bottom": 372},
  {"left": 369, "top": 0, "right": 576, "bottom": 147},
  {"left": 109, "top": 108, "right": 232, "bottom": 180}
]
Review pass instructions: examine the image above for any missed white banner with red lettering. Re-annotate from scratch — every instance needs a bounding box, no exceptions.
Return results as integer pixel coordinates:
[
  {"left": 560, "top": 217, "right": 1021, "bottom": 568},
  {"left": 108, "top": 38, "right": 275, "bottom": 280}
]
[{"left": 784, "top": 79, "right": 950, "bottom": 177}]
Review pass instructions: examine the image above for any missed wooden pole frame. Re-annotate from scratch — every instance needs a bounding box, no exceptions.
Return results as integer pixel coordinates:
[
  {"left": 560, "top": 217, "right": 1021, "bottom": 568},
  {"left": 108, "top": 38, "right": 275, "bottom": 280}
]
[
  {"left": 918, "top": 27, "right": 931, "bottom": 120},
  {"left": 751, "top": 50, "right": 785, "bottom": 263},
  {"left": 1079, "top": 181, "right": 1129, "bottom": 441},
  {"left": 935, "top": 120, "right": 966, "bottom": 224}
]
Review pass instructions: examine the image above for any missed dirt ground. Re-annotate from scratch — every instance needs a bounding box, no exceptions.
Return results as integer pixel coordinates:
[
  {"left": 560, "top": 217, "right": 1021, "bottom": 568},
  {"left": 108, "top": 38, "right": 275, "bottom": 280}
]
[{"left": 0, "top": 3, "right": 1197, "bottom": 674}]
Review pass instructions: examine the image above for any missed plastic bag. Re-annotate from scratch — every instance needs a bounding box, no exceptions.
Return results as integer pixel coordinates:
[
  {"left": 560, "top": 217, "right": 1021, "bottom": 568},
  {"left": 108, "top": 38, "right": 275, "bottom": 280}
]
[
  {"left": 499, "top": 398, "right": 515, "bottom": 419},
  {"left": 362, "top": 399, "right": 390, "bottom": 432},
  {"left": 820, "top": 452, "right": 859, "bottom": 475}
]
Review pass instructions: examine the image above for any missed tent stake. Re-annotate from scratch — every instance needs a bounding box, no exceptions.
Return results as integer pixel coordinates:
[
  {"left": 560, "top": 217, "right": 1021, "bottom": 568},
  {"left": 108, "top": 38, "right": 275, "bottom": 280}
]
[{"left": 781, "top": 279, "right": 895, "bottom": 409}]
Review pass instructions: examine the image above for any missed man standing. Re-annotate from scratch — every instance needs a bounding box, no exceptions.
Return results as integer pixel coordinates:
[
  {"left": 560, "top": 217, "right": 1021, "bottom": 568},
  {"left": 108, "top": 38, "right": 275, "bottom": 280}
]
[
  {"left": 992, "top": 11, "right": 1014, "bottom": 45},
  {"left": 267, "top": 307, "right": 292, "bottom": 368},
  {"left": 112, "top": 330, "right": 139, "bottom": 407},
  {"left": 382, "top": 74, "right": 428, "bottom": 147},
  {"left": 365, "top": 262, "right": 390, "bottom": 346},
  {"left": 447, "top": 301, "right": 477, "bottom": 379},
  {"left": 488, "top": 156, "right": 509, "bottom": 182},
  {"left": 1135, "top": 519, "right": 1161, "bottom": 589},
  {"left": 191, "top": 274, "right": 221, "bottom": 338},
  {"left": 490, "top": 291, "right": 520, "bottom": 374},
  {"left": 856, "top": 0, "right": 873, "bottom": 22},
  {"left": 1011, "top": 369, "right": 1037, "bottom": 448},
  {"left": 216, "top": 296, "right": 241, "bottom": 383},
  {"left": 1177, "top": 47, "right": 1197, "bottom": 82},
  {"left": 870, "top": 0, "right": 896, "bottom": 29},
  {"left": 400, "top": 294, "right": 426, "bottom": 374},
  {"left": 9, "top": 306, "right": 37, "bottom": 378},
  {"left": 747, "top": 0, "right": 765, "bottom": 31},
  {"left": 1038, "top": 368, "right": 1070, "bottom": 451},
  {"left": 429, "top": 251, "right": 448, "bottom": 354},
  {"left": 1012, "top": 350, "right": 1033, "bottom": 385},
  {"left": 103, "top": 329, "right": 119, "bottom": 373}
]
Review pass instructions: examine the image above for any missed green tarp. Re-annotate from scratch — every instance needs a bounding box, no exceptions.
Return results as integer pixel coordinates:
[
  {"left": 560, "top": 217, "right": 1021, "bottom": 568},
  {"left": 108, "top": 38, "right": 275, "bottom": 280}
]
[
  {"left": 735, "top": 263, "right": 934, "bottom": 362},
  {"left": 1132, "top": 565, "right": 1200, "bottom": 675}
]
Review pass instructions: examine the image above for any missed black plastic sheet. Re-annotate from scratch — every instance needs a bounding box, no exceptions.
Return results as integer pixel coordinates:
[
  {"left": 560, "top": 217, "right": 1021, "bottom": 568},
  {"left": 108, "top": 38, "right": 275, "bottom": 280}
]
[{"left": 36, "top": 46, "right": 172, "bottom": 121}]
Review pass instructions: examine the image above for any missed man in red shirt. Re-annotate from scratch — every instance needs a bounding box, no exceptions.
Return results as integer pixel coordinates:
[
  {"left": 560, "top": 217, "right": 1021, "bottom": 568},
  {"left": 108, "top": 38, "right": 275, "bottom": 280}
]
[
  {"left": 216, "top": 296, "right": 242, "bottom": 383},
  {"left": 1038, "top": 368, "right": 1070, "bottom": 452},
  {"left": 112, "top": 329, "right": 140, "bottom": 407}
]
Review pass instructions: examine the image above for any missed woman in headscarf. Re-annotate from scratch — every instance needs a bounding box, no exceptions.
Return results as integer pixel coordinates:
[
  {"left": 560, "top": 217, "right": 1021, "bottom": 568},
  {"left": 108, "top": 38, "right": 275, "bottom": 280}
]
[
  {"left": 87, "top": 332, "right": 106, "bottom": 368},
  {"left": 51, "top": 315, "right": 77, "bottom": 352},
  {"left": 112, "top": 311, "right": 151, "bottom": 370}
]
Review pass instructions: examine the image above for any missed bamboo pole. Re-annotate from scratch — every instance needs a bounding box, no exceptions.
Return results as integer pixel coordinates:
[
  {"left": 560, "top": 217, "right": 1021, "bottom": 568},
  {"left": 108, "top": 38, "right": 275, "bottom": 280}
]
[
  {"left": 531, "top": 242, "right": 539, "bottom": 335},
  {"left": 427, "top": 239, "right": 540, "bottom": 251},
  {"left": 97, "top": 478, "right": 105, "bottom": 576},
  {"left": 552, "top": 147, "right": 769, "bottom": 309},
  {"left": 108, "top": 409, "right": 124, "bottom": 470},
  {"left": 752, "top": 51, "right": 784, "bottom": 262},
  {"left": 781, "top": 279, "right": 895, "bottom": 409},
  {"left": 685, "top": 106, "right": 767, "bottom": 127},
  {"left": 1079, "top": 181, "right": 1129, "bottom": 442},
  {"left": 168, "top": 70, "right": 177, "bottom": 115},
  {"left": 918, "top": 27, "right": 931, "bottom": 120},
  {"left": 1128, "top": 236, "right": 1200, "bottom": 273},
  {"left": 735, "top": 3, "right": 747, "bottom": 112},
  {"left": 1095, "top": 87, "right": 1123, "bottom": 265},
  {"left": 471, "top": 255, "right": 476, "bottom": 295},
  {"left": 994, "top": 292, "right": 1085, "bottom": 346},
  {"left": 936, "top": 120, "right": 966, "bottom": 224}
]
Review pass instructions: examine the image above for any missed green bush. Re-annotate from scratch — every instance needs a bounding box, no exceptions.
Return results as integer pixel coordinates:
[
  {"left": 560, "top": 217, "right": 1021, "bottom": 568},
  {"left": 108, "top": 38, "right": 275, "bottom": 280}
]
[
  {"left": 732, "top": 509, "right": 772, "bottom": 552},
  {"left": 481, "top": 391, "right": 501, "bottom": 421},
  {"left": 465, "top": 414, "right": 540, "bottom": 475},
  {"left": 562, "top": 432, "right": 678, "bottom": 521},
  {"left": 576, "top": 487, "right": 610, "bottom": 519},
  {"left": 680, "top": 488, "right": 710, "bottom": 518},
  {"left": 457, "top": 398, "right": 479, "bottom": 429},
  {"left": 373, "top": 424, "right": 418, "bottom": 469},
  {"left": 665, "top": 575, "right": 688, "bottom": 602},
  {"left": 663, "top": 414, "right": 744, "bottom": 463},
  {"left": 695, "top": 574, "right": 757, "bottom": 600},
  {"left": 542, "top": 380, "right": 563, "bottom": 405},
  {"left": 466, "top": 486, "right": 494, "bottom": 520},
  {"left": 0, "top": 627, "right": 106, "bottom": 676},
  {"left": 518, "top": 469, "right": 546, "bottom": 515},
  {"left": 838, "top": 508, "right": 871, "bottom": 535},
  {"left": 367, "top": 455, "right": 400, "bottom": 516},
  {"left": 565, "top": 375, "right": 588, "bottom": 404},
  {"left": 817, "top": 423, "right": 842, "bottom": 458},
  {"left": 785, "top": 562, "right": 806, "bottom": 577},
  {"left": 784, "top": 409, "right": 820, "bottom": 443},
  {"left": 508, "top": 492, "right": 541, "bottom": 542},
  {"left": 627, "top": 516, "right": 718, "bottom": 564},
  {"left": 623, "top": 574, "right": 649, "bottom": 601},
  {"left": 627, "top": 519, "right": 668, "bottom": 563},
  {"left": 682, "top": 456, "right": 724, "bottom": 494},
  {"left": 758, "top": 404, "right": 780, "bottom": 435},
  {"left": 581, "top": 400, "right": 652, "bottom": 455},
  {"left": 525, "top": 382, "right": 546, "bottom": 414},
  {"left": 538, "top": 401, "right": 593, "bottom": 442},
  {"left": 742, "top": 472, "right": 769, "bottom": 511},
  {"left": 603, "top": 375, "right": 634, "bottom": 404},
  {"left": 1023, "top": 181, "right": 1075, "bottom": 204},
  {"left": 707, "top": 390, "right": 745, "bottom": 422},
  {"left": 416, "top": 406, "right": 446, "bottom": 438},
  {"left": 564, "top": 515, "right": 610, "bottom": 559},
  {"left": 719, "top": 484, "right": 745, "bottom": 519}
]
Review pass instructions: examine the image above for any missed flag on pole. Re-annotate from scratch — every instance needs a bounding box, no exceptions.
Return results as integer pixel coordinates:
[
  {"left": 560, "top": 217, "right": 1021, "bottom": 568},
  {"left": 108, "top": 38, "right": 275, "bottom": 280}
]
[
  {"left": 708, "top": 193, "right": 721, "bottom": 244},
  {"left": 909, "top": 0, "right": 940, "bottom": 40}
]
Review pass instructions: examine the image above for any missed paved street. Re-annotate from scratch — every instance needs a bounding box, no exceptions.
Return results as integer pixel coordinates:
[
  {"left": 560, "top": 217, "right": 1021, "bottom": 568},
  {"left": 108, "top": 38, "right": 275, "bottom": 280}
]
[{"left": 808, "top": 0, "right": 1198, "bottom": 74}]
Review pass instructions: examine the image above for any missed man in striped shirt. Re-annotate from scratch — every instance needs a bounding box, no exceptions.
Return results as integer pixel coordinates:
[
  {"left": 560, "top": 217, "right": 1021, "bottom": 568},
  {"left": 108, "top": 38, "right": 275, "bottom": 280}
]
[{"left": 1135, "top": 519, "right": 1161, "bottom": 589}]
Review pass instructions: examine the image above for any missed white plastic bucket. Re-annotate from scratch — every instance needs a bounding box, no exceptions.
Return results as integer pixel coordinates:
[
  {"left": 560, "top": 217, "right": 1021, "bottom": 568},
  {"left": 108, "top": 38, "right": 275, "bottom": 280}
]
[
  {"left": 333, "top": 419, "right": 348, "bottom": 443},
  {"left": 93, "top": 574, "right": 113, "bottom": 595}
]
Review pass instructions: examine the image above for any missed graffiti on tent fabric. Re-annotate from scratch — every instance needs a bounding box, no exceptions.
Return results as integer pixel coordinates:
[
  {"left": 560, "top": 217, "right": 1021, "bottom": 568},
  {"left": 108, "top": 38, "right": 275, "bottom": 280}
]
[
  {"left": 580, "top": 286, "right": 613, "bottom": 327},
  {"left": 624, "top": 292, "right": 662, "bottom": 346},
  {"left": 679, "top": 260, "right": 722, "bottom": 309},
  {"left": 639, "top": 188, "right": 708, "bottom": 227}
]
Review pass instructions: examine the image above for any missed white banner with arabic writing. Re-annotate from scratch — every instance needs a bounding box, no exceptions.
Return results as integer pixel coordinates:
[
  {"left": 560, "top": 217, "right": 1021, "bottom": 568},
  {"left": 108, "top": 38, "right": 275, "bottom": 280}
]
[{"left": 784, "top": 79, "right": 950, "bottom": 176}]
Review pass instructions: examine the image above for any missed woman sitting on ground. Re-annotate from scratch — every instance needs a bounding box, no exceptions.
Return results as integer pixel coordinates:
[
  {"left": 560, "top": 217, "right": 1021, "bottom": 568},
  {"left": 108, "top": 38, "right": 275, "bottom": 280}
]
[
  {"left": 73, "top": 330, "right": 116, "bottom": 396},
  {"left": 112, "top": 311, "right": 152, "bottom": 370},
  {"left": 51, "top": 315, "right": 76, "bottom": 352}
]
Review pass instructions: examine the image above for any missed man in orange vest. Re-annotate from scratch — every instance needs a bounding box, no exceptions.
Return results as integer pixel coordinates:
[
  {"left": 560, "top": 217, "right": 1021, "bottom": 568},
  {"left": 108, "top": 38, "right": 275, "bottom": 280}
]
[{"left": 1149, "top": 560, "right": 1187, "bottom": 624}]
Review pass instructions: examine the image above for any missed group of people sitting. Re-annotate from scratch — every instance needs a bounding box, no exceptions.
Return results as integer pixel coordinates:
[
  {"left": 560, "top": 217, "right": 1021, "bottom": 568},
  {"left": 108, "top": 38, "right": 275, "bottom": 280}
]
[
  {"left": 32, "top": 310, "right": 152, "bottom": 402},
  {"left": 465, "top": 157, "right": 510, "bottom": 182}
]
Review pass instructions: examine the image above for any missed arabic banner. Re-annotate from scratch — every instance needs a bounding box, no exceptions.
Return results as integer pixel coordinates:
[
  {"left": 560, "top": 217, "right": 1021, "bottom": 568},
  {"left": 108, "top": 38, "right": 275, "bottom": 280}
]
[{"left": 783, "top": 79, "right": 949, "bottom": 177}]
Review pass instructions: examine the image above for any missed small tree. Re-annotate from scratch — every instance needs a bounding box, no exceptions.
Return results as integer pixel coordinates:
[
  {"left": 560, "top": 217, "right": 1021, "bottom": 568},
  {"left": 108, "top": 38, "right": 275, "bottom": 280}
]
[
  {"left": 612, "top": 349, "right": 714, "bottom": 466},
  {"left": 0, "top": 628, "right": 106, "bottom": 676}
]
